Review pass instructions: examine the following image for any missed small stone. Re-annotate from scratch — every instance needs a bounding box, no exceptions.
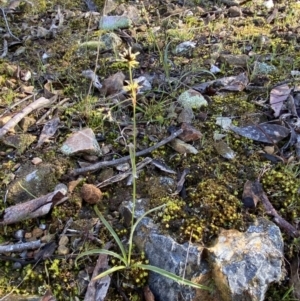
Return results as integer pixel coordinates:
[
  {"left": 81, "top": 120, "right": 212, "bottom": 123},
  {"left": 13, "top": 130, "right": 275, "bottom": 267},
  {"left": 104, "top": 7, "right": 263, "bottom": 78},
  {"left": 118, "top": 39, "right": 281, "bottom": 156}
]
[
  {"left": 177, "top": 107, "right": 194, "bottom": 124},
  {"left": 99, "top": 15, "right": 132, "bottom": 30},
  {"left": 169, "top": 138, "right": 198, "bottom": 154},
  {"left": 32, "top": 227, "right": 44, "bottom": 238},
  {"left": 19, "top": 117, "right": 36, "bottom": 131},
  {"left": 13, "top": 262, "right": 22, "bottom": 270},
  {"left": 14, "top": 229, "right": 25, "bottom": 240},
  {"left": 57, "top": 245, "right": 70, "bottom": 255},
  {"left": 98, "top": 168, "right": 114, "bottom": 182},
  {"left": 25, "top": 232, "right": 32, "bottom": 239},
  {"left": 39, "top": 224, "right": 47, "bottom": 230},
  {"left": 41, "top": 234, "right": 55, "bottom": 243},
  {"left": 228, "top": 6, "right": 242, "bottom": 17},
  {"left": 59, "top": 235, "right": 69, "bottom": 246},
  {"left": 178, "top": 123, "right": 202, "bottom": 142},
  {"left": 31, "top": 157, "right": 42, "bottom": 165},
  {"left": 219, "top": 54, "right": 249, "bottom": 67},
  {"left": 81, "top": 184, "right": 103, "bottom": 204},
  {"left": 83, "top": 155, "right": 98, "bottom": 162},
  {"left": 177, "top": 89, "right": 207, "bottom": 109},
  {"left": 116, "top": 162, "right": 130, "bottom": 172},
  {"left": 61, "top": 128, "right": 102, "bottom": 156},
  {"left": 3, "top": 134, "right": 36, "bottom": 154}
]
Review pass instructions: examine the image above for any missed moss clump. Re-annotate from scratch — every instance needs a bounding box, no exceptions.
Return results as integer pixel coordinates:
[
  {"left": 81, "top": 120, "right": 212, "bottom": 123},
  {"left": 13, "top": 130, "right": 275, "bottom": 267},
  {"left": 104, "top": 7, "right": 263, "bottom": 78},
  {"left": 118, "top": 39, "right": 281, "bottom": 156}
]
[
  {"left": 155, "top": 197, "right": 187, "bottom": 231},
  {"left": 262, "top": 166, "right": 300, "bottom": 223},
  {"left": 185, "top": 179, "right": 244, "bottom": 242}
]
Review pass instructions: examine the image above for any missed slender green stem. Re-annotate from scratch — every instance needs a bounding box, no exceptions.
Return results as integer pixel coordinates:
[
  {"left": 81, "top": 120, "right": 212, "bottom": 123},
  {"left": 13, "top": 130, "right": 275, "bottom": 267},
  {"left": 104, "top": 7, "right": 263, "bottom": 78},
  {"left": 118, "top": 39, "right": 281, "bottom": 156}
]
[{"left": 128, "top": 64, "right": 137, "bottom": 265}]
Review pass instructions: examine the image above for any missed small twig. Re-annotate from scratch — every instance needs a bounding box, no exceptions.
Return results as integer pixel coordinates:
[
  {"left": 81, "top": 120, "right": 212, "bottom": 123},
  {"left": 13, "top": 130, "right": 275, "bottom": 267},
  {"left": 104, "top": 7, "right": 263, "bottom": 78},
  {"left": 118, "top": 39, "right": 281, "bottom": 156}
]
[
  {"left": 0, "top": 93, "right": 35, "bottom": 118},
  {"left": 0, "top": 96, "right": 55, "bottom": 139},
  {"left": 253, "top": 180, "right": 299, "bottom": 237},
  {"left": 0, "top": 39, "right": 8, "bottom": 58},
  {"left": 97, "top": 157, "right": 152, "bottom": 188},
  {"left": 0, "top": 240, "right": 44, "bottom": 254},
  {"left": 0, "top": 7, "right": 20, "bottom": 41},
  {"left": 69, "top": 129, "right": 183, "bottom": 176}
]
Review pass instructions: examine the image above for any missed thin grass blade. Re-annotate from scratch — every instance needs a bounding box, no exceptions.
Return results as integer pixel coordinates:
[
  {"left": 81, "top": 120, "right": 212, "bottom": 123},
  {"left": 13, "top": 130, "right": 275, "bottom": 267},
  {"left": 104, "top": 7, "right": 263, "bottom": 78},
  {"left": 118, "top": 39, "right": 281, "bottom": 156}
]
[
  {"left": 93, "top": 265, "right": 127, "bottom": 280},
  {"left": 75, "top": 249, "right": 127, "bottom": 266},
  {"left": 135, "top": 264, "right": 211, "bottom": 291},
  {"left": 94, "top": 205, "right": 128, "bottom": 263}
]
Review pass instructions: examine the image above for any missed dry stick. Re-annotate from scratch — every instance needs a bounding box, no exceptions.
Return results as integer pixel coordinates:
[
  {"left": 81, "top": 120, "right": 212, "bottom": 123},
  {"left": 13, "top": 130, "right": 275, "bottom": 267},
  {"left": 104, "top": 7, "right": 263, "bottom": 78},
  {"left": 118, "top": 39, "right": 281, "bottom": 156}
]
[
  {"left": 0, "top": 240, "right": 43, "bottom": 254},
  {"left": 70, "top": 128, "right": 183, "bottom": 176},
  {"left": 97, "top": 157, "right": 152, "bottom": 188},
  {"left": 0, "top": 39, "right": 8, "bottom": 58},
  {"left": 254, "top": 180, "right": 299, "bottom": 237},
  {"left": 0, "top": 96, "right": 54, "bottom": 139},
  {"left": 0, "top": 93, "right": 35, "bottom": 118},
  {"left": 0, "top": 7, "right": 20, "bottom": 41}
]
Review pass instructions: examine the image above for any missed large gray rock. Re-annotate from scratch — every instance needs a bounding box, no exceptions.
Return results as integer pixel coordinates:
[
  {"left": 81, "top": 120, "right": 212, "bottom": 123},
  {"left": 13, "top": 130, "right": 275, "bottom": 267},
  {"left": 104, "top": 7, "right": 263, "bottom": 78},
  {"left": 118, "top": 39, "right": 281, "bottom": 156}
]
[
  {"left": 7, "top": 163, "right": 60, "bottom": 204},
  {"left": 208, "top": 218, "right": 284, "bottom": 301},
  {"left": 121, "top": 197, "right": 284, "bottom": 301},
  {"left": 134, "top": 217, "right": 209, "bottom": 301}
]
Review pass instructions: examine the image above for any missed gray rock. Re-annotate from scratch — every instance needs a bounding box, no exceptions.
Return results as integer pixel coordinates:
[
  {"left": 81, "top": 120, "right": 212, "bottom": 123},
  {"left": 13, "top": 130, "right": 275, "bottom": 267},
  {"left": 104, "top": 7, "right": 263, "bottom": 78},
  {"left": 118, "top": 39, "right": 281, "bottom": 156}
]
[
  {"left": 208, "top": 218, "right": 284, "bottom": 301},
  {"left": 177, "top": 89, "right": 207, "bottom": 109},
  {"left": 3, "top": 134, "right": 36, "bottom": 154},
  {"left": 121, "top": 197, "right": 283, "bottom": 301},
  {"left": 7, "top": 163, "right": 59, "bottom": 204},
  {"left": 119, "top": 198, "right": 150, "bottom": 227},
  {"left": 228, "top": 6, "right": 242, "bottom": 17},
  {"left": 100, "top": 32, "right": 122, "bottom": 49},
  {"left": 60, "top": 128, "right": 101, "bottom": 156},
  {"left": 134, "top": 217, "right": 209, "bottom": 301},
  {"left": 99, "top": 15, "right": 131, "bottom": 30}
]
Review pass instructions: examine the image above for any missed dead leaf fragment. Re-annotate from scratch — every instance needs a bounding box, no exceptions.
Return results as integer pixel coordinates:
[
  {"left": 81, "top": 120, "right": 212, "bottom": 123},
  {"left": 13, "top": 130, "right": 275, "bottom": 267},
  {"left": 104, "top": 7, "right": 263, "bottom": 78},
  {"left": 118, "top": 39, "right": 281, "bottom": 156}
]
[
  {"left": 230, "top": 123, "right": 290, "bottom": 143},
  {"left": 270, "top": 84, "right": 291, "bottom": 117},
  {"left": 36, "top": 117, "right": 60, "bottom": 148},
  {"left": 242, "top": 180, "right": 260, "bottom": 208}
]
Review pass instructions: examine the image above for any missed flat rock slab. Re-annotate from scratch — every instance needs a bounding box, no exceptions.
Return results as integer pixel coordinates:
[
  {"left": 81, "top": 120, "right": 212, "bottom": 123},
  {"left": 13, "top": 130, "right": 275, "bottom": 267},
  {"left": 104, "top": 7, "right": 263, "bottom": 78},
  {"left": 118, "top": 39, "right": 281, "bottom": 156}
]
[{"left": 60, "top": 128, "right": 101, "bottom": 156}]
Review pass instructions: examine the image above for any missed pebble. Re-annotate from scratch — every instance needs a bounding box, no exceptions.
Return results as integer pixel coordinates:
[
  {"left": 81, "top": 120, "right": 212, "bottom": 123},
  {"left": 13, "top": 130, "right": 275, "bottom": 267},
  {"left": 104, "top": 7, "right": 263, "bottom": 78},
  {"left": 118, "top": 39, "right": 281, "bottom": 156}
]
[
  {"left": 59, "top": 235, "right": 69, "bottom": 246},
  {"left": 57, "top": 245, "right": 70, "bottom": 255}
]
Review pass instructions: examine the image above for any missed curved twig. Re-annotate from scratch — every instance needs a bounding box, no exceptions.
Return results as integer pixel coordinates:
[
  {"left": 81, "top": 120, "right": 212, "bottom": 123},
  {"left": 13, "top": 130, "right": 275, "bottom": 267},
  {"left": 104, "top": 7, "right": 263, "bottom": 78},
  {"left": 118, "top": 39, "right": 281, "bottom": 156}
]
[{"left": 69, "top": 129, "right": 184, "bottom": 176}]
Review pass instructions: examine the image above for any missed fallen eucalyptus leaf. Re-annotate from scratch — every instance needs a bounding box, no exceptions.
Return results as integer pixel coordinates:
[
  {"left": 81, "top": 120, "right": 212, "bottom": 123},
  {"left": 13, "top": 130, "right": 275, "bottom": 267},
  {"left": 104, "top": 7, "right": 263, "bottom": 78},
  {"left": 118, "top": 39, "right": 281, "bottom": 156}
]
[
  {"left": 230, "top": 123, "right": 290, "bottom": 143},
  {"left": 270, "top": 84, "right": 291, "bottom": 117},
  {"left": 36, "top": 117, "right": 60, "bottom": 148}
]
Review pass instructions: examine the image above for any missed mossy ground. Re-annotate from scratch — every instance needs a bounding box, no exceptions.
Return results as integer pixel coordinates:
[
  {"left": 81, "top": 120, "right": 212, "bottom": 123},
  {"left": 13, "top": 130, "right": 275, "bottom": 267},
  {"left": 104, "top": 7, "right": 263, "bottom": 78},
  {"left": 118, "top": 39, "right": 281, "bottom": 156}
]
[{"left": 0, "top": 0, "right": 300, "bottom": 300}]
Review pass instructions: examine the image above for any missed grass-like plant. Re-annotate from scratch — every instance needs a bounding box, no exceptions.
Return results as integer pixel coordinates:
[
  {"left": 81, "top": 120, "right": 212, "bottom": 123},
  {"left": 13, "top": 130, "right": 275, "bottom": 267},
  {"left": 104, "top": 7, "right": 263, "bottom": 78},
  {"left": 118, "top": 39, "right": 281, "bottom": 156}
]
[{"left": 75, "top": 47, "right": 211, "bottom": 292}]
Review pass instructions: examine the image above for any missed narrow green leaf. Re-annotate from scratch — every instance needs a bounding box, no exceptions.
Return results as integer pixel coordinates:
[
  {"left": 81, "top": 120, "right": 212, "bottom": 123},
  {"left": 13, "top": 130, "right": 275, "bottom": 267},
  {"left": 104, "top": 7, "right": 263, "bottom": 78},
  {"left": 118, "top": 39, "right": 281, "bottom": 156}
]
[
  {"left": 75, "top": 249, "right": 127, "bottom": 266},
  {"left": 94, "top": 205, "right": 128, "bottom": 263},
  {"left": 135, "top": 264, "right": 212, "bottom": 291},
  {"left": 93, "top": 265, "right": 127, "bottom": 280}
]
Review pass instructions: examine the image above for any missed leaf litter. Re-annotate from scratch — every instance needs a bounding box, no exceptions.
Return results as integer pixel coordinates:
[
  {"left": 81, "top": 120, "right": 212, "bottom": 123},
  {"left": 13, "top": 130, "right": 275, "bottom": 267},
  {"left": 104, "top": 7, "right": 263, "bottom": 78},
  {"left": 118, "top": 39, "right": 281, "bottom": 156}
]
[{"left": 0, "top": 0, "right": 300, "bottom": 300}]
